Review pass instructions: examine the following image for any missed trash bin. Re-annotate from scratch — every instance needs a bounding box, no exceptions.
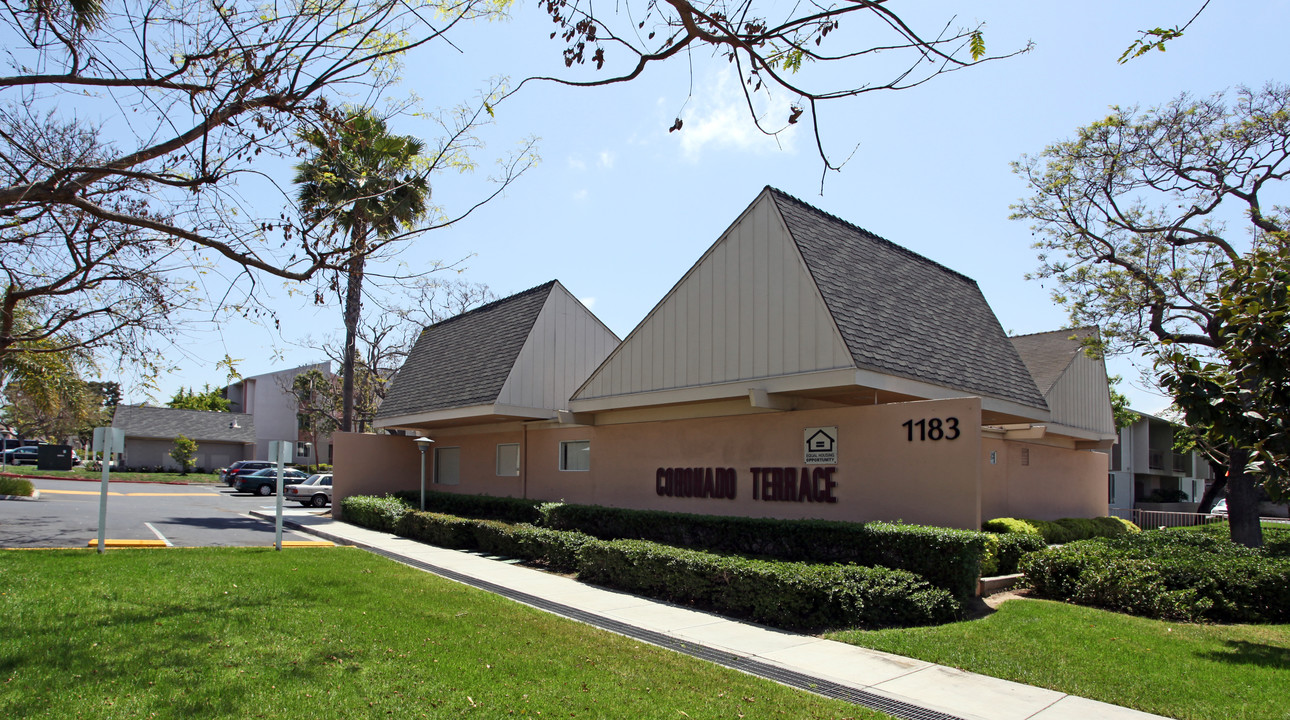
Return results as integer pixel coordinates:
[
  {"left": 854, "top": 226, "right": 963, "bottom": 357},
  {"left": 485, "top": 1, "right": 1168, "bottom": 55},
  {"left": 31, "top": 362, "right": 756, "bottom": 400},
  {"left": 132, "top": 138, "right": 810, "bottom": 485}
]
[{"left": 37, "top": 444, "right": 74, "bottom": 471}]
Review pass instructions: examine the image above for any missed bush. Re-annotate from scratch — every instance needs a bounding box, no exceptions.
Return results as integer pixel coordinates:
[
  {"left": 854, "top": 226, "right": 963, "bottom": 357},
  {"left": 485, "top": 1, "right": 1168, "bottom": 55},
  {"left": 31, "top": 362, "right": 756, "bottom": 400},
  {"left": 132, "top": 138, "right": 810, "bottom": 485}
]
[
  {"left": 577, "top": 539, "right": 959, "bottom": 631},
  {"left": 392, "top": 511, "right": 593, "bottom": 573},
  {"left": 984, "top": 516, "right": 1139, "bottom": 544},
  {"left": 0, "top": 476, "right": 34, "bottom": 496},
  {"left": 541, "top": 504, "right": 986, "bottom": 598},
  {"left": 1022, "top": 532, "right": 1290, "bottom": 623},
  {"left": 392, "top": 489, "right": 542, "bottom": 524},
  {"left": 340, "top": 494, "right": 411, "bottom": 532},
  {"left": 981, "top": 533, "right": 1048, "bottom": 576},
  {"left": 1175, "top": 521, "right": 1290, "bottom": 558}
]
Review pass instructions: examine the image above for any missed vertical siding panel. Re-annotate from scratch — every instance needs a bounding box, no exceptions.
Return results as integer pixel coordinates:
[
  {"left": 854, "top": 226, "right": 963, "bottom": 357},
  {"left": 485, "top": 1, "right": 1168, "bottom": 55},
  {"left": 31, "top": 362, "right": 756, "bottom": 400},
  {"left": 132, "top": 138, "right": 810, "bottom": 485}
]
[
  {"left": 686, "top": 270, "right": 700, "bottom": 385},
  {"left": 782, "top": 237, "right": 800, "bottom": 374},
  {"left": 653, "top": 304, "right": 666, "bottom": 390},
  {"left": 738, "top": 218, "right": 755, "bottom": 380},
  {"left": 752, "top": 205, "right": 770, "bottom": 379},
  {"left": 698, "top": 256, "right": 713, "bottom": 385},
  {"left": 768, "top": 224, "right": 785, "bottom": 377},
  {"left": 726, "top": 231, "right": 740, "bottom": 381},
  {"left": 708, "top": 242, "right": 724, "bottom": 385},
  {"left": 798, "top": 257, "right": 817, "bottom": 370}
]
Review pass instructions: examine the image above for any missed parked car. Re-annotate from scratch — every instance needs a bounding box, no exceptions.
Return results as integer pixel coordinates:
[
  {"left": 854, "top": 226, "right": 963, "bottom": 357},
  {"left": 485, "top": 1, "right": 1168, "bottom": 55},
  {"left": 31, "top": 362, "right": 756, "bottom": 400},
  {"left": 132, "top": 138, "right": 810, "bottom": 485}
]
[
  {"left": 1209, "top": 498, "right": 1228, "bottom": 516},
  {"left": 3, "top": 446, "right": 40, "bottom": 465},
  {"left": 221, "top": 460, "right": 276, "bottom": 486},
  {"left": 234, "top": 467, "right": 310, "bottom": 496},
  {"left": 284, "top": 473, "right": 333, "bottom": 507}
]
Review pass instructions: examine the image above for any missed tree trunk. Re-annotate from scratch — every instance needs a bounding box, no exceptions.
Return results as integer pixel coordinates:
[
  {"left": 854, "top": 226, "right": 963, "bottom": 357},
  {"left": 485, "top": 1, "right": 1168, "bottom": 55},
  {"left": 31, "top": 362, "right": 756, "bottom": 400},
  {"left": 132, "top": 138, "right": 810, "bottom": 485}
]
[
  {"left": 1226, "top": 447, "right": 1264, "bottom": 548},
  {"left": 340, "top": 229, "right": 367, "bottom": 433},
  {"left": 1195, "top": 458, "right": 1228, "bottom": 513}
]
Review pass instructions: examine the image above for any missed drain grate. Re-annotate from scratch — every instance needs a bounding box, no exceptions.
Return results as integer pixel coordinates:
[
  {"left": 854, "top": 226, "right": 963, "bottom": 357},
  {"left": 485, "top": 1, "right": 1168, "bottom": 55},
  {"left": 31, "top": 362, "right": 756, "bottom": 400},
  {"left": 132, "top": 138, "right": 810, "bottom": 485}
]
[{"left": 291, "top": 522, "right": 967, "bottom": 720}]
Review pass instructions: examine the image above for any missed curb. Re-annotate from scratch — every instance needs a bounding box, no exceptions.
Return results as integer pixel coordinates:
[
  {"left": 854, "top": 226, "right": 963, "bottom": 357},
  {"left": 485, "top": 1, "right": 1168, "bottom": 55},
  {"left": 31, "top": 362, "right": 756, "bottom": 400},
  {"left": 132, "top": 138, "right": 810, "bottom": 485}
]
[
  {"left": 0, "top": 471, "right": 213, "bottom": 486},
  {"left": 0, "top": 490, "right": 39, "bottom": 501}
]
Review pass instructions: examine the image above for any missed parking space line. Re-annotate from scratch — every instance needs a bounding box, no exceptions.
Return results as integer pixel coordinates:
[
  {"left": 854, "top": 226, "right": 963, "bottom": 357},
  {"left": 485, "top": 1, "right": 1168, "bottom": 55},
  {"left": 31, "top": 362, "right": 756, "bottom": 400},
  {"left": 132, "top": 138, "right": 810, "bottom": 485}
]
[{"left": 144, "top": 523, "right": 173, "bottom": 547}]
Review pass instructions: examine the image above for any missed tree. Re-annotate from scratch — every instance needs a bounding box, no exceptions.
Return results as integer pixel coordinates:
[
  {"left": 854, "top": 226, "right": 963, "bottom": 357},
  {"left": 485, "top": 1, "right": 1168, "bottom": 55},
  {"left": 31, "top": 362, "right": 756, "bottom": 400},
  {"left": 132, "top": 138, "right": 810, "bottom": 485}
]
[
  {"left": 169, "top": 435, "right": 198, "bottom": 476},
  {"left": 294, "top": 109, "right": 431, "bottom": 433},
  {"left": 1, "top": 324, "right": 96, "bottom": 442},
  {"left": 167, "top": 385, "right": 231, "bottom": 413},
  {"left": 1012, "top": 83, "right": 1290, "bottom": 546}
]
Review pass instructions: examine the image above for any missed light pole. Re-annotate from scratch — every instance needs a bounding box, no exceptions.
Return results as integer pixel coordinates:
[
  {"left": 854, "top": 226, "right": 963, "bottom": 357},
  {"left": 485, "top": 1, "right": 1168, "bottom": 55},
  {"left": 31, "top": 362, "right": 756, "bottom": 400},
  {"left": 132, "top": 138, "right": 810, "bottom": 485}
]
[{"left": 413, "top": 436, "right": 433, "bottom": 511}]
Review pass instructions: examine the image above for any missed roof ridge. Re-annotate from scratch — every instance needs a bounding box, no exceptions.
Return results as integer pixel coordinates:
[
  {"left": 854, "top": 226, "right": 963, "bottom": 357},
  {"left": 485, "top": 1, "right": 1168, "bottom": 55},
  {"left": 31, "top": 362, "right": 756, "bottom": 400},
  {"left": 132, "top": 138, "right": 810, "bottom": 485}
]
[
  {"left": 118, "top": 404, "right": 249, "bottom": 416},
  {"left": 765, "top": 186, "right": 976, "bottom": 285},
  {"left": 1008, "top": 326, "right": 1097, "bottom": 340},
  {"left": 422, "top": 279, "right": 557, "bottom": 332}
]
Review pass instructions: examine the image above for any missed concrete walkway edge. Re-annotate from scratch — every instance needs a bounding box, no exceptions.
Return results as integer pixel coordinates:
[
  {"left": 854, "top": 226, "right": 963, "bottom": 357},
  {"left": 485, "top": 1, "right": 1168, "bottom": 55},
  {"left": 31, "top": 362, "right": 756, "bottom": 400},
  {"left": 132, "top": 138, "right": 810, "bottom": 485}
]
[{"left": 258, "top": 511, "right": 1166, "bottom": 720}]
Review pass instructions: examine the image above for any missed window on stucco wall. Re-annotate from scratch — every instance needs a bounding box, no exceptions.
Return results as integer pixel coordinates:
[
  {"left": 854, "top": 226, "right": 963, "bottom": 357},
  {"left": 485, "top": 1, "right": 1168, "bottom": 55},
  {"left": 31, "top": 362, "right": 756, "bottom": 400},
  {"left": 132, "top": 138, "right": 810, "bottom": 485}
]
[
  {"left": 559, "top": 440, "right": 590, "bottom": 471},
  {"left": 434, "top": 446, "right": 460, "bottom": 485},
  {"left": 496, "top": 444, "right": 520, "bottom": 476}
]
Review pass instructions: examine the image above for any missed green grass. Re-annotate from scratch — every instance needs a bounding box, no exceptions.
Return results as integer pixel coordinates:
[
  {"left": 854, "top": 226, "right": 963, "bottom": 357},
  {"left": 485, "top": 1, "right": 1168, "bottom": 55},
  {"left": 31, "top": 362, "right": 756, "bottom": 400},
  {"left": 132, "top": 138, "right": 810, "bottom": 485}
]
[
  {"left": 1, "top": 467, "right": 221, "bottom": 484},
  {"left": 826, "top": 598, "right": 1290, "bottom": 720},
  {"left": 0, "top": 547, "right": 890, "bottom": 719}
]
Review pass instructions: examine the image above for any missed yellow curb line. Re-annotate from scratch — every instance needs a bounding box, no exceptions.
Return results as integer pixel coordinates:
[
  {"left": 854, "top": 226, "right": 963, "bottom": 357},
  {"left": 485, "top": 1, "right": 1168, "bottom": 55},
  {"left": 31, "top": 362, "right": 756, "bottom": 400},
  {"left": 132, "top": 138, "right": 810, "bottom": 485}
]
[
  {"left": 87, "top": 539, "right": 168, "bottom": 547},
  {"left": 280, "top": 541, "right": 335, "bottom": 547}
]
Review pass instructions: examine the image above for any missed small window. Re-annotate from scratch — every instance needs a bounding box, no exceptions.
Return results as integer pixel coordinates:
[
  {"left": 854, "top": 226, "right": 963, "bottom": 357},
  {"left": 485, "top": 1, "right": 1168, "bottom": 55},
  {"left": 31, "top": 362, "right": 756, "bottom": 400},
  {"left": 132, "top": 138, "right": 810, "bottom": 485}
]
[
  {"left": 496, "top": 444, "right": 520, "bottom": 476},
  {"left": 559, "top": 440, "right": 590, "bottom": 472},
  {"left": 296, "top": 441, "right": 311, "bottom": 457},
  {"left": 434, "top": 447, "right": 461, "bottom": 485}
]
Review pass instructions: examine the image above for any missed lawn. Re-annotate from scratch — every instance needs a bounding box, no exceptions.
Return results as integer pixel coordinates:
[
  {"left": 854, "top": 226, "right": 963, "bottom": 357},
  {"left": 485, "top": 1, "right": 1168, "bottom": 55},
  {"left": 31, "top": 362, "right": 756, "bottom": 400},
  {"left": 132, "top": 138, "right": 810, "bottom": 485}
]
[
  {"left": 1, "top": 467, "right": 221, "bottom": 484},
  {"left": 0, "top": 547, "right": 889, "bottom": 719},
  {"left": 826, "top": 597, "right": 1290, "bottom": 720}
]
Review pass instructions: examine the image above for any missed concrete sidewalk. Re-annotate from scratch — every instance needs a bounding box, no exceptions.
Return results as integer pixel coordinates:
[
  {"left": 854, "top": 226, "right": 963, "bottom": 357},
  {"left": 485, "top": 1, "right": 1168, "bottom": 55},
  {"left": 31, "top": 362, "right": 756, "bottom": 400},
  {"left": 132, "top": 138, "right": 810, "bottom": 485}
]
[{"left": 260, "top": 510, "right": 1165, "bottom": 720}]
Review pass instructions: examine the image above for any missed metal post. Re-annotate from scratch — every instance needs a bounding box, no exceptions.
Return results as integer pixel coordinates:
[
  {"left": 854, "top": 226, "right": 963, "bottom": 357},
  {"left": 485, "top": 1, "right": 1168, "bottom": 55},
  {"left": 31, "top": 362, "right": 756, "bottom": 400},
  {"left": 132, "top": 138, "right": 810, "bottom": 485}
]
[
  {"left": 97, "top": 448, "right": 110, "bottom": 555},
  {"left": 271, "top": 441, "right": 286, "bottom": 551},
  {"left": 413, "top": 436, "right": 433, "bottom": 511}
]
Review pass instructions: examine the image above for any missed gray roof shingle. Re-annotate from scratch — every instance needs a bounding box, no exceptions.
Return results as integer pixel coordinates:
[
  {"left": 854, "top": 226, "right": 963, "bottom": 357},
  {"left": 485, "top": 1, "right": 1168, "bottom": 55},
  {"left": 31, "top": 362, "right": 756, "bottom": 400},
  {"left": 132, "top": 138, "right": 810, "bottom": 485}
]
[
  {"left": 769, "top": 188, "right": 1047, "bottom": 410},
  {"left": 1008, "top": 327, "right": 1098, "bottom": 395},
  {"left": 375, "top": 281, "right": 556, "bottom": 420},
  {"left": 112, "top": 405, "right": 256, "bottom": 443}
]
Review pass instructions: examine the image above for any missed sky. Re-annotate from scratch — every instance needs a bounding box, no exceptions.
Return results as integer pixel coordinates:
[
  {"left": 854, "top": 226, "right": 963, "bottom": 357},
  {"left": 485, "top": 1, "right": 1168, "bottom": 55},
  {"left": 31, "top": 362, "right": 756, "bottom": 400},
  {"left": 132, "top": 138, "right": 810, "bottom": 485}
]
[{"left": 133, "top": 0, "right": 1290, "bottom": 414}]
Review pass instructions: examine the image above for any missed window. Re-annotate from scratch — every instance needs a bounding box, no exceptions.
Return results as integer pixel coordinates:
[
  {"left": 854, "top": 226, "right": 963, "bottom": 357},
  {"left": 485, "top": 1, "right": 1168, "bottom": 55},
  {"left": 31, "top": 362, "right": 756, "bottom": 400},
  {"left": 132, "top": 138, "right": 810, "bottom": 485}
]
[
  {"left": 559, "top": 440, "right": 590, "bottom": 472},
  {"left": 496, "top": 444, "right": 520, "bottom": 476},
  {"left": 434, "top": 447, "right": 461, "bottom": 485},
  {"left": 296, "top": 441, "right": 312, "bottom": 458}
]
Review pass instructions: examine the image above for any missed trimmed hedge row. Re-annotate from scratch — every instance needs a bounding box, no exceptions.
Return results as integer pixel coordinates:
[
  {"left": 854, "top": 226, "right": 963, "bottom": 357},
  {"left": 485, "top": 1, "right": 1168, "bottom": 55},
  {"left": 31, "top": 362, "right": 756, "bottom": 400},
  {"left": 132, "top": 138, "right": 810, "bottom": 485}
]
[
  {"left": 392, "top": 490, "right": 542, "bottom": 525},
  {"left": 1022, "top": 531, "right": 1290, "bottom": 623},
  {"left": 983, "top": 516, "right": 1139, "bottom": 544},
  {"left": 541, "top": 504, "right": 986, "bottom": 598},
  {"left": 1177, "top": 522, "right": 1290, "bottom": 558},
  {"left": 0, "top": 476, "right": 34, "bottom": 496},
  {"left": 339, "top": 495, "right": 961, "bottom": 630},
  {"left": 578, "top": 540, "right": 958, "bottom": 631}
]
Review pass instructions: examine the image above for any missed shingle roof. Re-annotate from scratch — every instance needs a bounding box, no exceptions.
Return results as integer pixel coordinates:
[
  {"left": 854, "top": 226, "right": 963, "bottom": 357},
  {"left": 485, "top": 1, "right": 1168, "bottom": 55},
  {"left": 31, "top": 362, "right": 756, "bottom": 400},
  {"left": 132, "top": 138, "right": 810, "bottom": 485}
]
[
  {"left": 769, "top": 188, "right": 1047, "bottom": 409},
  {"left": 112, "top": 405, "right": 256, "bottom": 443},
  {"left": 1008, "top": 327, "right": 1098, "bottom": 395},
  {"left": 375, "top": 281, "right": 556, "bottom": 419}
]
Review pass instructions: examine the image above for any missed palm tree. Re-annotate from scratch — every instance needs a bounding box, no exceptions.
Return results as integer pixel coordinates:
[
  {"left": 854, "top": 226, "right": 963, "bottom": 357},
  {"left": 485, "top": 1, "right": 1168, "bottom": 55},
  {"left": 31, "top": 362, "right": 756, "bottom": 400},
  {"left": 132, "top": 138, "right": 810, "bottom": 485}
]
[{"left": 294, "top": 110, "right": 429, "bottom": 432}]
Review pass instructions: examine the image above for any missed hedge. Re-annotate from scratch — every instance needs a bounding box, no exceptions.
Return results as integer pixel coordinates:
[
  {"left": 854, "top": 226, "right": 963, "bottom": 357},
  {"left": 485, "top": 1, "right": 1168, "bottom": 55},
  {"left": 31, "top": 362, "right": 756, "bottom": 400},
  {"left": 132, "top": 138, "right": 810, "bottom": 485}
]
[
  {"left": 983, "top": 516, "right": 1139, "bottom": 544},
  {"left": 340, "top": 494, "right": 411, "bottom": 532},
  {"left": 577, "top": 539, "right": 960, "bottom": 631},
  {"left": 392, "top": 489, "right": 542, "bottom": 524},
  {"left": 0, "top": 476, "right": 34, "bottom": 496},
  {"left": 981, "top": 532, "right": 1047, "bottom": 576},
  {"left": 1175, "top": 522, "right": 1290, "bottom": 558},
  {"left": 393, "top": 511, "right": 592, "bottom": 573},
  {"left": 1022, "top": 531, "right": 1290, "bottom": 623},
  {"left": 540, "top": 503, "right": 986, "bottom": 598}
]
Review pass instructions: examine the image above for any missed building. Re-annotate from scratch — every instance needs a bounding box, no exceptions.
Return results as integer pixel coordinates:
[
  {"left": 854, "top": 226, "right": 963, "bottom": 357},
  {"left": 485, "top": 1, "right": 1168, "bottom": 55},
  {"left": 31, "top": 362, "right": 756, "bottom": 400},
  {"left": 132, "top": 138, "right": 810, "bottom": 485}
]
[
  {"left": 1108, "top": 411, "right": 1214, "bottom": 509},
  {"left": 226, "top": 362, "right": 332, "bottom": 465},
  {"left": 112, "top": 404, "right": 255, "bottom": 471},
  {"left": 337, "top": 188, "right": 1118, "bottom": 530}
]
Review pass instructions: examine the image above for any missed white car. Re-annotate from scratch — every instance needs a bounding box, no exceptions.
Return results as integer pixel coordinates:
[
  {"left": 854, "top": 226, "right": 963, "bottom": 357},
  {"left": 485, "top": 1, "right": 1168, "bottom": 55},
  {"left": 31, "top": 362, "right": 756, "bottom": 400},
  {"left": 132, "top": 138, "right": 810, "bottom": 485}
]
[
  {"left": 1209, "top": 498, "right": 1228, "bottom": 516},
  {"left": 284, "top": 473, "right": 332, "bottom": 507}
]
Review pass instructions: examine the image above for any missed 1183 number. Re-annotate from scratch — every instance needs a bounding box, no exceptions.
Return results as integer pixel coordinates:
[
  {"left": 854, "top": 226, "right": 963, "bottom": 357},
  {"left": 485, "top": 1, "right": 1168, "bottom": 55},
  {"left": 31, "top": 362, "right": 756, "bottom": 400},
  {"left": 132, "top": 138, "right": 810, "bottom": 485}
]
[{"left": 902, "top": 417, "right": 960, "bottom": 442}]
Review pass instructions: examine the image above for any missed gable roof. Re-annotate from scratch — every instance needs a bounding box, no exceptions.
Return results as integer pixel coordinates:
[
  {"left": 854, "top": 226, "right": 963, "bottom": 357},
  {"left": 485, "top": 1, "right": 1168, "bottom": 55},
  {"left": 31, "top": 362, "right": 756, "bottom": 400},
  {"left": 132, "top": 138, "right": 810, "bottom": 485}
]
[
  {"left": 770, "top": 188, "right": 1046, "bottom": 410},
  {"left": 1008, "top": 327, "right": 1098, "bottom": 395},
  {"left": 375, "top": 281, "right": 558, "bottom": 420},
  {"left": 112, "top": 405, "right": 255, "bottom": 443}
]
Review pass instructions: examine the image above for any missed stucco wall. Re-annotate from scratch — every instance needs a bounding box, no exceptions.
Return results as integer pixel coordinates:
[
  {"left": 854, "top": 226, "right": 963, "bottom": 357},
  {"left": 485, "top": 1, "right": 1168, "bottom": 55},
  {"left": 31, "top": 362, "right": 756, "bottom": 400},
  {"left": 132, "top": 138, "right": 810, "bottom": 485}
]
[
  {"left": 336, "top": 397, "right": 999, "bottom": 530},
  {"left": 980, "top": 437, "right": 1109, "bottom": 521}
]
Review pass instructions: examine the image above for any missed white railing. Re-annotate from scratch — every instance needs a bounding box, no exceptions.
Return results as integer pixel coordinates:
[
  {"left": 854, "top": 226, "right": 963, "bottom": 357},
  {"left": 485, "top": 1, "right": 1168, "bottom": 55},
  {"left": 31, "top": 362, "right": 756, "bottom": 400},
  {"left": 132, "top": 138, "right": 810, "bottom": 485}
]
[{"left": 1110, "top": 507, "right": 1225, "bottom": 529}]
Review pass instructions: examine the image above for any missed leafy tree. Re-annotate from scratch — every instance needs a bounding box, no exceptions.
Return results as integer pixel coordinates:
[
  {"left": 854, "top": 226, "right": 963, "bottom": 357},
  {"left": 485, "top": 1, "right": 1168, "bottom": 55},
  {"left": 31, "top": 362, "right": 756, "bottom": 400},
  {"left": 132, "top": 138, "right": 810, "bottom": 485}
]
[
  {"left": 294, "top": 109, "right": 430, "bottom": 433},
  {"left": 169, "top": 435, "right": 198, "bottom": 476},
  {"left": 1107, "top": 376, "right": 1138, "bottom": 432},
  {"left": 1, "top": 320, "right": 95, "bottom": 442},
  {"left": 167, "top": 385, "right": 231, "bottom": 413},
  {"left": 1012, "top": 83, "right": 1290, "bottom": 546}
]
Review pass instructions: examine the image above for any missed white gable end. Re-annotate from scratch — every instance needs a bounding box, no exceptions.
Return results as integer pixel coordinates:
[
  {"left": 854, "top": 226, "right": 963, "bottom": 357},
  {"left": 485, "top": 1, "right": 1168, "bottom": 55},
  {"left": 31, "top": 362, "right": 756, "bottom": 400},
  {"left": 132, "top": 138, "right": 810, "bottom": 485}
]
[
  {"left": 496, "top": 282, "right": 619, "bottom": 410},
  {"left": 574, "top": 192, "right": 854, "bottom": 402}
]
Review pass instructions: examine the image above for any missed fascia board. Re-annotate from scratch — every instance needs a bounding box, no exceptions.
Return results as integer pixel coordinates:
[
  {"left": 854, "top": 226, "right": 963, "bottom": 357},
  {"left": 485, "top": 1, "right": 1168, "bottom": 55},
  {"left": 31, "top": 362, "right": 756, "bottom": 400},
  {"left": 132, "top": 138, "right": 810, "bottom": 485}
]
[{"left": 374, "top": 404, "right": 558, "bottom": 428}]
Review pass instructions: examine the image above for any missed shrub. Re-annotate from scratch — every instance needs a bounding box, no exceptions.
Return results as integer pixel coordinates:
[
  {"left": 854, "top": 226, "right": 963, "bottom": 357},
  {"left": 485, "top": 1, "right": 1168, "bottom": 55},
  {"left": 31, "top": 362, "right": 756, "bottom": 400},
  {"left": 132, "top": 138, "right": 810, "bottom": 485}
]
[
  {"left": 541, "top": 504, "right": 986, "bottom": 598},
  {"left": 340, "top": 494, "right": 411, "bottom": 532},
  {"left": 984, "top": 516, "right": 1139, "bottom": 544},
  {"left": 982, "top": 517, "right": 1042, "bottom": 537},
  {"left": 1022, "top": 532, "right": 1290, "bottom": 623},
  {"left": 981, "top": 533, "right": 1047, "bottom": 576},
  {"left": 392, "top": 489, "right": 542, "bottom": 524},
  {"left": 577, "top": 539, "right": 959, "bottom": 631},
  {"left": 0, "top": 476, "right": 34, "bottom": 496}
]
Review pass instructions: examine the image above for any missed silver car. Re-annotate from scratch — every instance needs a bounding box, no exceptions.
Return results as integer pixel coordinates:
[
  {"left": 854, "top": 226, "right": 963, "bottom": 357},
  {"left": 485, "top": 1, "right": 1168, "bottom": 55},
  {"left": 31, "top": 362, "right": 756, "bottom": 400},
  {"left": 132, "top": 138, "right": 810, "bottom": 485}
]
[{"left": 284, "top": 473, "right": 332, "bottom": 507}]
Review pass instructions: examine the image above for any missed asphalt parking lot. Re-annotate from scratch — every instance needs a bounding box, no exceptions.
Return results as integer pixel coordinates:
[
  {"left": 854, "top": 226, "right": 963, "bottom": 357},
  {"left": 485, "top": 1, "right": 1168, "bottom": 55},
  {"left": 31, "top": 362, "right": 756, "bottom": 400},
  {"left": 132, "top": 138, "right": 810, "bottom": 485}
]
[{"left": 0, "top": 476, "right": 328, "bottom": 548}]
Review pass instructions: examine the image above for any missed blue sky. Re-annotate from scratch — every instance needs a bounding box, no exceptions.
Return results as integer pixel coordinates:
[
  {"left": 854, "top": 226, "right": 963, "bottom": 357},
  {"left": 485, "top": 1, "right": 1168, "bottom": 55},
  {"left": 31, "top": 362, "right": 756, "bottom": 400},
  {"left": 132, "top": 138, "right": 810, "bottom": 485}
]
[{"left": 139, "top": 0, "right": 1289, "bottom": 414}]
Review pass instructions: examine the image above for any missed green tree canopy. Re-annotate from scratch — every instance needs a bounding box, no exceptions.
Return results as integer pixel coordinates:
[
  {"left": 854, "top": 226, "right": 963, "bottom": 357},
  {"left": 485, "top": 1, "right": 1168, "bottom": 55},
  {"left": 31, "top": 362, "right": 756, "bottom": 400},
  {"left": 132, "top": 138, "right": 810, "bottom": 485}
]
[{"left": 167, "top": 385, "right": 231, "bottom": 413}]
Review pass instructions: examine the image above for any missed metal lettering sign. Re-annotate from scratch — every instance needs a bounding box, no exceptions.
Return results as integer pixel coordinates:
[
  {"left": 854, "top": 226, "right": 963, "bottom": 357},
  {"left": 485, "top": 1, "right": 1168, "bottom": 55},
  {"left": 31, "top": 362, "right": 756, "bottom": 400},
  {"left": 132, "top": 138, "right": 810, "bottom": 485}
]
[{"left": 803, "top": 426, "right": 838, "bottom": 464}]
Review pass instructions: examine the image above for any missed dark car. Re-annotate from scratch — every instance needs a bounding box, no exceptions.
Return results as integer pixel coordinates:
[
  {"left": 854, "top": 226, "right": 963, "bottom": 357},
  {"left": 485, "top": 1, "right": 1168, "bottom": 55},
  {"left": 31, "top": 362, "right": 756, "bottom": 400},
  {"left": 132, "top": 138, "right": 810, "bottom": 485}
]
[
  {"left": 234, "top": 467, "right": 309, "bottom": 496},
  {"left": 221, "top": 460, "right": 276, "bottom": 486},
  {"left": 3, "top": 446, "right": 40, "bottom": 465}
]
